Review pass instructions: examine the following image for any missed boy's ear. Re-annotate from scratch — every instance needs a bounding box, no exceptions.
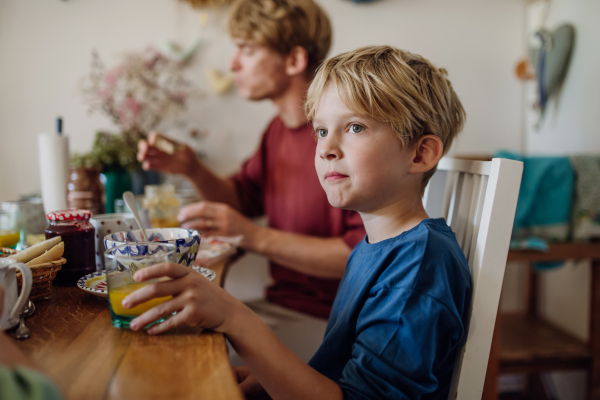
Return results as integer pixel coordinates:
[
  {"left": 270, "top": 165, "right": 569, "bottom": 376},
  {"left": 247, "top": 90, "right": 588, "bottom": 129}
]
[
  {"left": 284, "top": 46, "right": 309, "bottom": 77},
  {"left": 409, "top": 135, "right": 444, "bottom": 174}
]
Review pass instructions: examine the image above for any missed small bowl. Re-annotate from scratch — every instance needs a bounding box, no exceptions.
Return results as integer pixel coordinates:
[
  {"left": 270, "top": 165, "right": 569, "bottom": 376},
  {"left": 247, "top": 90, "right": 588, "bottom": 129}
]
[{"left": 104, "top": 228, "right": 200, "bottom": 266}]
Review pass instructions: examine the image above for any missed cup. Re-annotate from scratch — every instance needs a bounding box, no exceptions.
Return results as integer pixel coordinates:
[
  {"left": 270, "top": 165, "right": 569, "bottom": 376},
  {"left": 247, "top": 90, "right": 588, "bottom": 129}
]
[
  {"left": 0, "top": 209, "right": 22, "bottom": 249},
  {"left": 104, "top": 243, "right": 176, "bottom": 329},
  {"left": 0, "top": 258, "right": 32, "bottom": 330},
  {"left": 2, "top": 198, "right": 46, "bottom": 236},
  {"left": 90, "top": 214, "right": 137, "bottom": 271}
]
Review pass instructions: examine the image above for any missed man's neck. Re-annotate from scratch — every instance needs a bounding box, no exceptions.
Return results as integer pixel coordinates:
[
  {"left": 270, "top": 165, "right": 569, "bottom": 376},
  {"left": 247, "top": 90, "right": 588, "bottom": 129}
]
[{"left": 271, "top": 75, "right": 310, "bottom": 129}]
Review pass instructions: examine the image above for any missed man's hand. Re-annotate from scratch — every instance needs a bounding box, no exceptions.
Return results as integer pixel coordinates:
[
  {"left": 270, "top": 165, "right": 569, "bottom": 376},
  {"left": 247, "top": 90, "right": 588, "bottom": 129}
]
[
  {"left": 178, "top": 201, "right": 260, "bottom": 250},
  {"left": 137, "top": 132, "right": 199, "bottom": 177},
  {"left": 234, "top": 367, "right": 271, "bottom": 399}
]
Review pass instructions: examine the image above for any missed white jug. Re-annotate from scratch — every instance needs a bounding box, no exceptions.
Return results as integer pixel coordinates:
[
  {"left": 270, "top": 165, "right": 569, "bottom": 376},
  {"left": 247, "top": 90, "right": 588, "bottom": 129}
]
[{"left": 0, "top": 258, "right": 32, "bottom": 330}]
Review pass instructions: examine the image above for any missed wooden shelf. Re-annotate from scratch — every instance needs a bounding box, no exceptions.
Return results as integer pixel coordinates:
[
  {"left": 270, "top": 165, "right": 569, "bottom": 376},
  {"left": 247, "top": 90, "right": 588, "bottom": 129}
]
[
  {"left": 500, "top": 313, "right": 591, "bottom": 373},
  {"left": 507, "top": 242, "right": 600, "bottom": 263}
]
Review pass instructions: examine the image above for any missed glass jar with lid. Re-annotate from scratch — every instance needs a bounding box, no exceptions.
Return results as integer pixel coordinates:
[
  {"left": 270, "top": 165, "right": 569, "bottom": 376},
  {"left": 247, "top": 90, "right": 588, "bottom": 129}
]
[
  {"left": 142, "top": 184, "right": 180, "bottom": 228},
  {"left": 45, "top": 209, "right": 96, "bottom": 286}
]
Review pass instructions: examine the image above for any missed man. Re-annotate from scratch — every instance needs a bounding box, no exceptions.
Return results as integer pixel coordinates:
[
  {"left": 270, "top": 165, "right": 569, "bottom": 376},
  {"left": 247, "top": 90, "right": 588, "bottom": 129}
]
[{"left": 137, "top": 0, "right": 365, "bottom": 362}]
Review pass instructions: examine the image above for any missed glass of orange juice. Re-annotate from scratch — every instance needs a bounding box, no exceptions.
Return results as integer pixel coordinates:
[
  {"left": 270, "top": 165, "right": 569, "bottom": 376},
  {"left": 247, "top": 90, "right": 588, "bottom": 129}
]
[
  {"left": 104, "top": 243, "right": 176, "bottom": 329},
  {"left": 0, "top": 209, "right": 22, "bottom": 249}
]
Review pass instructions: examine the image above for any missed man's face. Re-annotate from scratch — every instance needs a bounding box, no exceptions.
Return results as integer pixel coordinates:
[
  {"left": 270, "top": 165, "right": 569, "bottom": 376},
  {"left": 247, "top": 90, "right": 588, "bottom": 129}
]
[{"left": 229, "top": 38, "right": 292, "bottom": 101}]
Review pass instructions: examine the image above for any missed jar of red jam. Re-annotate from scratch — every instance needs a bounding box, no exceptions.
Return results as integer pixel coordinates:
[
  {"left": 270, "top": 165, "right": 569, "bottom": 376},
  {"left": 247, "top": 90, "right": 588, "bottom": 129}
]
[{"left": 45, "top": 209, "right": 96, "bottom": 286}]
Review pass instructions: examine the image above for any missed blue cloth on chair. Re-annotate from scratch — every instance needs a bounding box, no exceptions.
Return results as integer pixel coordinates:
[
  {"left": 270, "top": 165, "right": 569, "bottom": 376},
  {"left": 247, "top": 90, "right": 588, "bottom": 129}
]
[
  {"left": 496, "top": 151, "right": 575, "bottom": 270},
  {"left": 495, "top": 151, "right": 574, "bottom": 241}
]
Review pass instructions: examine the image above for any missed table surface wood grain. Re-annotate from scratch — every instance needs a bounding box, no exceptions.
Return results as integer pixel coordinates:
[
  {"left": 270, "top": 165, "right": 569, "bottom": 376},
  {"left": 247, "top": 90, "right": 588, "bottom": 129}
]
[{"left": 9, "top": 258, "right": 243, "bottom": 400}]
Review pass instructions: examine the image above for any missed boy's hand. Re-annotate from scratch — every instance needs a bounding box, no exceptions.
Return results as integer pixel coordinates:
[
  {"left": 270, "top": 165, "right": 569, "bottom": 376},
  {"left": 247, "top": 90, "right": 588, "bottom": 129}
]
[
  {"left": 178, "top": 201, "right": 260, "bottom": 250},
  {"left": 137, "top": 132, "right": 199, "bottom": 177},
  {"left": 122, "top": 263, "right": 244, "bottom": 335},
  {"left": 233, "top": 367, "right": 270, "bottom": 399}
]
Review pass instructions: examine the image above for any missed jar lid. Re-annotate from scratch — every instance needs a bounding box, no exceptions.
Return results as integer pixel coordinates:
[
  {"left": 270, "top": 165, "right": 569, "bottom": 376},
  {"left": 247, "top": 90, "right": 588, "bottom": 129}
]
[{"left": 47, "top": 209, "right": 92, "bottom": 221}]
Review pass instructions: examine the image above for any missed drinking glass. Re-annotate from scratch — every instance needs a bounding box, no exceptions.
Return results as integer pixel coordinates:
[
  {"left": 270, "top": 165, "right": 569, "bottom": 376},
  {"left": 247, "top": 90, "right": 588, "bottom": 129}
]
[
  {"left": 105, "top": 243, "right": 176, "bottom": 329},
  {"left": 0, "top": 209, "right": 22, "bottom": 249}
]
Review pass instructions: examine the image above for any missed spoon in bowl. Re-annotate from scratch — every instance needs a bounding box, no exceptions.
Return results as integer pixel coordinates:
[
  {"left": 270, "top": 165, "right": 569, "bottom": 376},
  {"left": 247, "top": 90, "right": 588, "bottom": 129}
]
[{"left": 123, "top": 191, "right": 149, "bottom": 242}]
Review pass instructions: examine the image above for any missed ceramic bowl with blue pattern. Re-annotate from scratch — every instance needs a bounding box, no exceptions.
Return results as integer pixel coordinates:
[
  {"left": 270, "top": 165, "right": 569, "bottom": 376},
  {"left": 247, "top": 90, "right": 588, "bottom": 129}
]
[{"left": 104, "top": 228, "right": 201, "bottom": 267}]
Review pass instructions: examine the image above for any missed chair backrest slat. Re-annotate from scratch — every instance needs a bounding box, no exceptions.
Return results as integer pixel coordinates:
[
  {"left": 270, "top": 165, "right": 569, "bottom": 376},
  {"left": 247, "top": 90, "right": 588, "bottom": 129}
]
[{"left": 424, "top": 157, "right": 522, "bottom": 400}]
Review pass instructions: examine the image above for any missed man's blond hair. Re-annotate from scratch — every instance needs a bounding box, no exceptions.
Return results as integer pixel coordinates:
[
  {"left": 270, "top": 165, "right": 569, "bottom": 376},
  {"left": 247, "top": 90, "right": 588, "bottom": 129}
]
[
  {"left": 305, "top": 45, "right": 466, "bottom": 189},
  {"left": 228, "top": 0, "right": 331, "bottom": 74}
]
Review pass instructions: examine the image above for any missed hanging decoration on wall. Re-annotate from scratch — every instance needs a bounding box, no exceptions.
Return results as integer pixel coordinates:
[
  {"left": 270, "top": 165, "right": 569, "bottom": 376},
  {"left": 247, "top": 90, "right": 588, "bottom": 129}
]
[
  {"left": 206, "top": 69, "right": 234, "bottom": 95},
  {"left": 160, "top": 37, "right": 202, "bottom": 65},
  {"left": 529, "top": 23, "right": 576, "bottom": 123}
]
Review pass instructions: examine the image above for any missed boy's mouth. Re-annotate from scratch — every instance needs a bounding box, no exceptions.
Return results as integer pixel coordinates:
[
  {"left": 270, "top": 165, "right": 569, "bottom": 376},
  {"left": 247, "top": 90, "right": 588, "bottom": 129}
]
[{"left": 325, "top": 171, "right": 348, "bottom": 181}]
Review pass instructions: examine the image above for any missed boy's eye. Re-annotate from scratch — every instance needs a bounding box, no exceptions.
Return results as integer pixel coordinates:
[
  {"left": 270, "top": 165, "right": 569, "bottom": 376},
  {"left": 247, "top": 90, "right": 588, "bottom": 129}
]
[
  {"left": 349, "top": 124, "right": 365, "bottom": 133},
  {"left": 316, "top": 128, "right": 328, "bottom": 138}
]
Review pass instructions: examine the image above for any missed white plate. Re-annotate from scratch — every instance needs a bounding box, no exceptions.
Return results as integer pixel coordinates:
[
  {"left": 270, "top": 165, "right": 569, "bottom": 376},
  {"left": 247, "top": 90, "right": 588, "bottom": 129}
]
[{"left": 76, "top": 266, "right": 217, "bottom": 298}]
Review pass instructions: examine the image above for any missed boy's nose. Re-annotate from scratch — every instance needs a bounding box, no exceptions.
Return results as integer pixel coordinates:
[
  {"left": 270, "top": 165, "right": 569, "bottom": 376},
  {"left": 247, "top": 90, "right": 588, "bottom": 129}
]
[{"left": 319, "top": 140, "right": 342, "bottom": 160}]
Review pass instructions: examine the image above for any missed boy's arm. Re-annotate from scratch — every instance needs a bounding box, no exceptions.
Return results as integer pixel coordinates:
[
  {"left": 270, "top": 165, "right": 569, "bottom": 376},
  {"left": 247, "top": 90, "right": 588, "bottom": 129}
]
[
  {"left": 123, "top": 264, "right": 343, "bottom": 400},
  {"left": 228, "top": 307, "right": 343, "bottom": 400}
]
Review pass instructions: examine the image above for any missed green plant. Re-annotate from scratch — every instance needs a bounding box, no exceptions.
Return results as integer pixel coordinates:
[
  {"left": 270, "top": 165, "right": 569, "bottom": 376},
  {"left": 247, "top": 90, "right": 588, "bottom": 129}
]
[{"left": 71, "top": 131, "right": 140, "bottom": 171}]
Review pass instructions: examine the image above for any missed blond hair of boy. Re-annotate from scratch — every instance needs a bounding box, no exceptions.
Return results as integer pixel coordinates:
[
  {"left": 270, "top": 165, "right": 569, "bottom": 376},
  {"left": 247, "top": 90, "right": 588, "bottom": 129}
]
[
  {"left": 306, "top": 45, "right": 466, "bottom": 189},
  {"left": 228, "top": 0, "right": 332, "bottom": 74}
]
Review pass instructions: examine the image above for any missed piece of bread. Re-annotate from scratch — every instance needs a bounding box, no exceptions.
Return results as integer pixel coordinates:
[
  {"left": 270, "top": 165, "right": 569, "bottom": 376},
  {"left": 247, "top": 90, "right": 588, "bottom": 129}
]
[
  {"left": 9, "top": 236, "right": 62, "bottom": 263},
  {"left": 27, "top": 242, "right": 64, "bottom": 266}
]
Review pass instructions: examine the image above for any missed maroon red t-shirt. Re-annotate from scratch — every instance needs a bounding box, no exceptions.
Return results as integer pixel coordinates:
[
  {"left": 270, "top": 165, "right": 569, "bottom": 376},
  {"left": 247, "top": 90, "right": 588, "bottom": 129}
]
[{"left": 231, "top": 117, "right": 366, "bottom": 319}]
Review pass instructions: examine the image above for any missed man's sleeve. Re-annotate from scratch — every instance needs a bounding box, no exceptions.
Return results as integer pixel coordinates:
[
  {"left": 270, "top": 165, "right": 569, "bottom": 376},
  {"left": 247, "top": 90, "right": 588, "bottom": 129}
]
[
  {"left": 341, "top": 210, "right": 366, "bottom": 249},
  {"left": 230, "top": 133, "right": 268, "bottom": 218},
  {"left": 338, "top": 288, "right": 464, "bottom": 400}
]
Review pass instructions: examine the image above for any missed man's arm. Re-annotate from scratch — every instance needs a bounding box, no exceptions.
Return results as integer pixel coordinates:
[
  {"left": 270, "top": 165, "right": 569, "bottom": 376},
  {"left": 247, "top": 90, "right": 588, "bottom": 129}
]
[
  {"left": 179, "top": 201, "right": 351, "bottom": 278},
  {"left": 250, "top": 229, "right": 351, "bottom": 278}
]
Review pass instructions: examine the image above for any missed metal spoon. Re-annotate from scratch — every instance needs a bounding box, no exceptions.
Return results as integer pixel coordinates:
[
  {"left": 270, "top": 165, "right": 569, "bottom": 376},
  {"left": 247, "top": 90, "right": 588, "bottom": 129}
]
[
  {"left": 15, "top": 300, "right": 35, "bottom": 340},
  {"left": 123, "top": 191, "right": 149, "bottom": 241}
]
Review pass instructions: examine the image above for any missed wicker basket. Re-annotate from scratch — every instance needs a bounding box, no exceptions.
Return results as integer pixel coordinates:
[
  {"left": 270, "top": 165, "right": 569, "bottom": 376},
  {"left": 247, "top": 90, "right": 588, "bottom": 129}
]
[{"left": 0, "top": 247, "right": 65, "bottom": 302}]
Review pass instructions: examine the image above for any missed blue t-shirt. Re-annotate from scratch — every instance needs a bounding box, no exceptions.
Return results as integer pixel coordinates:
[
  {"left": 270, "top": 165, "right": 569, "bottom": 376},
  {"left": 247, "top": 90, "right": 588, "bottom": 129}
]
[{"left": 309, "top": 218, "right": 472, "bottom": 399}]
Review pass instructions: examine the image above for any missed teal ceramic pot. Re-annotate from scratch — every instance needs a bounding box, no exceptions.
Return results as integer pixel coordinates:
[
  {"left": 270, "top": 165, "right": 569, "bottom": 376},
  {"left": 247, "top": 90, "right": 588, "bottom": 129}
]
[{"left": 102, "top": 166, "right": 132, "bottom": 214}]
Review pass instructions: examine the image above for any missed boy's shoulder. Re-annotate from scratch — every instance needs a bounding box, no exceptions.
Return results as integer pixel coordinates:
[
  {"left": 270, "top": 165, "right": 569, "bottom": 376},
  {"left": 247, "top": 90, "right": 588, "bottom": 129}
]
[{"left": 351, "top": 218, "right": 471, "bottom": 303}]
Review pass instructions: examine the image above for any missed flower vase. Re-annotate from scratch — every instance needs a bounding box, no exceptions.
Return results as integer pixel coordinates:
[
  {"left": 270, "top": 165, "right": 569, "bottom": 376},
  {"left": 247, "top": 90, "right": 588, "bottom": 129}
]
[{"left": 102, "top": 166, "right": 132, "bottom": 213}]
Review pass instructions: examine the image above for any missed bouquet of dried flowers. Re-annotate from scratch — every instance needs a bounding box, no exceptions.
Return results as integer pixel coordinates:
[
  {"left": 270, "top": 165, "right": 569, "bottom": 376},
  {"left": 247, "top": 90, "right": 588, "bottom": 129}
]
[
  {"left": 81, "top": 47, "right": 195, "bottom": 144},
  {"left": 77, "top": 47, "right": 197, "bottom": 171}
]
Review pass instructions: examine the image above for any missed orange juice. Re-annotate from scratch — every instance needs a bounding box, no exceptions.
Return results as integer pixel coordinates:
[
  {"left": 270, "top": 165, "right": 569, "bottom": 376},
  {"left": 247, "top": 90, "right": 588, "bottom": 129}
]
[
  {"left": 0, "top": 230, "right": 20, "bottom": 248},
  {"left": 109, "top": 282, "right": 172, "bottom": 316},
  {"left": 150, "top": 217, "right": 180, "bottom": 228}
]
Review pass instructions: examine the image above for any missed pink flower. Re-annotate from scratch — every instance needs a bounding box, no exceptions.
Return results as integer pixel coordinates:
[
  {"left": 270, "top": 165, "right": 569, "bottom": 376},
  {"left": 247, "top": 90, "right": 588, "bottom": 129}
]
[
  {"left": 173, "top": 91, "right": 187, "bottom": 101},
  {"left": 118, "top": 97, "right": 140, "bottom": 128},
  {"left": 97, "top": 89, "right": 112, "bottom": 100},
  {"left": 104, "top": 66, "right": 124, "bottom": 87}
]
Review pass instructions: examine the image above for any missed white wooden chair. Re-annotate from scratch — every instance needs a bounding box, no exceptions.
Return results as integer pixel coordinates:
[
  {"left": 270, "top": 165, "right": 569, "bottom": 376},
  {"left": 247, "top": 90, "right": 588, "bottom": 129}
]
[{"left": 423, "top": 157, "right": 523, "bottom": 400}]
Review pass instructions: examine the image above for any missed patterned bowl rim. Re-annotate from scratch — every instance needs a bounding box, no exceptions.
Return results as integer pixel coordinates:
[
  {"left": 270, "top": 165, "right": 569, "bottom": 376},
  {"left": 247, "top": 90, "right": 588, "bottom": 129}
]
[{"left": 76, "top": 266, "right": 216, "bottom": 298}]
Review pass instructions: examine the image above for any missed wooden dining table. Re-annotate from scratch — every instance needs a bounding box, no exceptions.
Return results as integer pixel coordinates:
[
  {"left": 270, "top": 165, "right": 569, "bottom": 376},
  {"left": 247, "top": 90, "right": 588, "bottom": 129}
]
[{"left": 9, "top": 256, "right": 244, "bottom": 400}]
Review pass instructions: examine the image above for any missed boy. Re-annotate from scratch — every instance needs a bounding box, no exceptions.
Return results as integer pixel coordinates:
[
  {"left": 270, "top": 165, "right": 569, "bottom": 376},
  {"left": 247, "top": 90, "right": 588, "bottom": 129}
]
[{"left": 124, "top": 45, "right": 472, "bottom": 399}]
